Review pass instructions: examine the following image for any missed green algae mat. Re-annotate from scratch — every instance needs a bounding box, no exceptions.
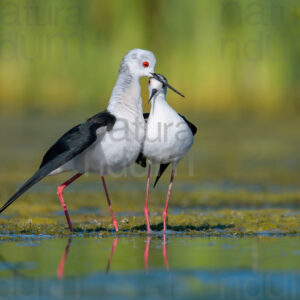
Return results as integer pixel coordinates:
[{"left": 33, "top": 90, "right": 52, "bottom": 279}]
[{"left": 0, "top": 114, "right": 299, "bottom": 236}]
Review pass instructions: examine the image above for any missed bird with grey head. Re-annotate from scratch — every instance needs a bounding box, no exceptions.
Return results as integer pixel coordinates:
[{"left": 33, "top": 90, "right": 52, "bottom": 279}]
[{"left": 0, "top": 48, "right": 162, "bottom": 233}]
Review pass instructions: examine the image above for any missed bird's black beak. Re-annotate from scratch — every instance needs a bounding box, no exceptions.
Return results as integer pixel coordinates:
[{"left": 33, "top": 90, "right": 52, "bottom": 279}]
[
  {"left": 150, "top": 73, "right": 185, "bottom": 98},
  {"left": 148, "top": 89, "right": 158, "bottom": 104}
]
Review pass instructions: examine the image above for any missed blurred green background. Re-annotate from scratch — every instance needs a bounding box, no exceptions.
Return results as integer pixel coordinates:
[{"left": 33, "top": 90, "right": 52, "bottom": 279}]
[
  {"left": 0, "top": 0, "right": 299, "bottom": 115},
  {"left": 0, "top": 0, "right": 299, "bottom": 245}
]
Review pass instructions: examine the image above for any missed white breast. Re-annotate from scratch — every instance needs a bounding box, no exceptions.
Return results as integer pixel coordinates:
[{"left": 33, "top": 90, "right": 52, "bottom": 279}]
[{"left": 143, "top": 99, "right": 193, "bottom": 164}]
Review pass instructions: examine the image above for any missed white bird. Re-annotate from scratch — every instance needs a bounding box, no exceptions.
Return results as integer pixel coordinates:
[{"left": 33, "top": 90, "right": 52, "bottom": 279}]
[
  {"left": 138, "top": 74, "right": 197, "bottom": 232},
  {"left": 0, "top": 48, "right": 158, "bottom": 232}
]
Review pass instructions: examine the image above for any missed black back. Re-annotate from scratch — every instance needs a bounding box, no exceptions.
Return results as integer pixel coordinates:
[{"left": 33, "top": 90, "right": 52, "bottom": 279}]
[
  {"left": 40, "top": 111, "right": 116, "bottom": 168},
  {"left": 0, "top": 110, "right": 116, "bottom": 214},
  {"left": 179, "top": 114, "right": 197, "bottom": 135}
]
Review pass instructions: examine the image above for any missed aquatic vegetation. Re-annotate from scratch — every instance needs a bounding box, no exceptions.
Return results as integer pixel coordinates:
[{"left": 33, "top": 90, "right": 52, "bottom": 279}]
[{"left": 0, "top": 207, "right": 299, "bottom": 238}]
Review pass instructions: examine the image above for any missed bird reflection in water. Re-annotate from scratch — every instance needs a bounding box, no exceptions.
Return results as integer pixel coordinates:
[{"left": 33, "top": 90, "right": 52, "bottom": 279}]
[
  {"left": 57, "top": 237, "right": 119, "bottom": 278},
  {"left": 144, "top": 236, "right": 151, "bottom": 272},
  {"left": 57, "top": 237, "right": 72, "bottom": 279},
  {"left": 105, "top": 237, "right": 118, "bottom": 273},
  {"left": 143, "top": 235, "right": 173, "bottom": 297},
  {"left": 144, "top": 234, "right": 169, "bottom": 272},
  {"left": 163, "top": 234, "right": 169, "bottom": 271},
  {"left": 57, "top": 234, "right": 169, "bottom": 278}
]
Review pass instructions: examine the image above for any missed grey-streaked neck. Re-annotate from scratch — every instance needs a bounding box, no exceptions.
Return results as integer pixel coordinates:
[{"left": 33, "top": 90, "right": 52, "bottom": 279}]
[
  {"left": 150, "top": 92, "right": 166, "bottom": 115},
  {"left": 107, "top": 69, "right": 142, "bottom": 116}
]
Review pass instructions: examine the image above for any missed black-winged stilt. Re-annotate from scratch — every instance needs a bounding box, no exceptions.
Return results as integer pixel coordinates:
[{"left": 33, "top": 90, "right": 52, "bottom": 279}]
[
  {"left": 139, "top": 74, "right": 197, "bottom": 232},
  {"left": 0, "top": 49, "right": 158, "bottom": 232}
]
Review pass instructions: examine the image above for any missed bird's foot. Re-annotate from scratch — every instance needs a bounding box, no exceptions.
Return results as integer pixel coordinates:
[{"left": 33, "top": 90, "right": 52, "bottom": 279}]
[{"left": 113, "top": 220, "right": 119, "bottom": 232}]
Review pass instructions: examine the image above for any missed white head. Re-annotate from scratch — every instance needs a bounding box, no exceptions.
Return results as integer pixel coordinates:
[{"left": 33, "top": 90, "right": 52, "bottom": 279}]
[
  {"left": 148, "top": 73, "right": 185, "bottom": 104},
  {"left": 120, "top": 49, "right": 157, "bottom": 78}
]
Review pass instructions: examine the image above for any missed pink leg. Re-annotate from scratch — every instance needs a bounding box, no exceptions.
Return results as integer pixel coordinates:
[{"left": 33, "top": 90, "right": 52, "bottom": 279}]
[
  {"left": 144, "top": 236, "right": 151, "bottom": 273},
  {"left": 163, "top": 169, "right": 176, "bottom": 232},
  {"left": 144, "top": 164, "right": 152, "bottom": 233},
  {"left": 101, "top": 176, "right": 118, "bottom": 232},
  {"left": 57, "top": 173, "right": 82, "bottom": 232},
  {"left": 106, "top": 237, "right": 118, "bottom": 273},
  {"left": 57, "top": 238, "right": 72, "bottom": 279},
  {"left": 163, "top": 234, "right": 169, "bottom": 271}
]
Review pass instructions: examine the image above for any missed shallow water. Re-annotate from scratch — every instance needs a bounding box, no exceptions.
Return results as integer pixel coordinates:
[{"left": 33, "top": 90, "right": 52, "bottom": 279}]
[{"left": 0, "top": 235, "right": 299, "bottom": 300}]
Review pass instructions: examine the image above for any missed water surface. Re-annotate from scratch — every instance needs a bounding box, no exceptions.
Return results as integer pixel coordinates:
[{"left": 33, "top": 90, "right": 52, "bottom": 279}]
[{"left": 0, "top": 235, "right": 299, "bottom": 300}]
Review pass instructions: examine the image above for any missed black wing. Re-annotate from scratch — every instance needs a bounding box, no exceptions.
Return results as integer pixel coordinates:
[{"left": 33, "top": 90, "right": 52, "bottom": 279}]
[
  {"left": 179, "top": 114, "right": 197, "bottom": 136},
  {"left": 153, "top": 164, "right": 170, "bottom": 188},
  {"left": 0, "top": 110, "right": 116, "bottom": 214},
  {"left": 40, "top": 111, "right": 116, "bottom": 168},
  {"left": 135, "top": 152, "right": 147, "bottom": 168},
  {"left": 143, "top": 113, "right": 150, "bottom": 121}
]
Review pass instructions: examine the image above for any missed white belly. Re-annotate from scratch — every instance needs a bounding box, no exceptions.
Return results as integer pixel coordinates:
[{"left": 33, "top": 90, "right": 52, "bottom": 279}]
[
  {"left": 83, "top": 118, "right": 144, "bottom": 174},
  {"left": 143, "top": 116, "right": 193, "bottom": 164}
]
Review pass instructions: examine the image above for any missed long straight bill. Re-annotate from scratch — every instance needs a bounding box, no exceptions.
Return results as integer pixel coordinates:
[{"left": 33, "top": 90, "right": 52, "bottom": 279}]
[{"left": 151, "top": 73, "right": 185, "bottom": 98}]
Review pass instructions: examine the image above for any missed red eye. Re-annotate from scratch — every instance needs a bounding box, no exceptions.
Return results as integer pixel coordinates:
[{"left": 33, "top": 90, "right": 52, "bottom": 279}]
[{"left": 142, "top": 61, "right": 149, "bottom": 68}]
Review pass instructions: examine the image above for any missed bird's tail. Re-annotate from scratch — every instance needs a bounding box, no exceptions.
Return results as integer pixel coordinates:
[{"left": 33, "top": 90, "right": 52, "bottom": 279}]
[
  {"left": 0, "top": 165, "right": 51, "bottom": 214},
  {"left": 153, "top": 163, "right": 170, "bottom": 188}
]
